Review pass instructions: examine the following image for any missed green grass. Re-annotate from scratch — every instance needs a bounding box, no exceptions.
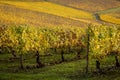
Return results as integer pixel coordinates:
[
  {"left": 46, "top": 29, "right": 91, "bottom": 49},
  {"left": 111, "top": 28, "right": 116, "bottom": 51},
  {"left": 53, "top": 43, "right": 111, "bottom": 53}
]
[
  {"left": 0, "top": 60, "right": 120, "bottom": 80},
  {"left": 0, "top": 53, "right": 120, "bottom": 80},
  {"left": 0, "top": 60, "right": 82, "bottom": 80}
]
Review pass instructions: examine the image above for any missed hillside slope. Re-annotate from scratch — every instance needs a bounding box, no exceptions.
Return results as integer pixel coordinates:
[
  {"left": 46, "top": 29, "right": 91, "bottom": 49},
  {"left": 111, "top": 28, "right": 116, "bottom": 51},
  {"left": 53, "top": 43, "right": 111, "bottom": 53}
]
[
  {"left": 0, "top": 3, "right": 87, "bottom": 27},
  {"left": 48, "top": 0, "right": 120, "bottom": 13},
  {"left": 0, "top": 1, "right": 101, "bottom": 25}
]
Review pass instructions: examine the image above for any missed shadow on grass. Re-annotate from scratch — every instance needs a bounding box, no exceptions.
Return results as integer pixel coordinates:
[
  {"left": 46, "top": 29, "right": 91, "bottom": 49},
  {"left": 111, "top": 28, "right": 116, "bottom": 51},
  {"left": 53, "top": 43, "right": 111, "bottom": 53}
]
[{"left": 67, "top": 67, "right": 120, "bottom": 80}]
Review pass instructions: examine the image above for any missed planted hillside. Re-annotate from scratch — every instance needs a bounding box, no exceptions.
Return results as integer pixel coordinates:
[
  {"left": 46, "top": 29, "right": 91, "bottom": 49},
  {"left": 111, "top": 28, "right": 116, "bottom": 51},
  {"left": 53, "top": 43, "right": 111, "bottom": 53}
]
[
  {"left": 0, "top": 24, "right": 120, "bottom": 68},
  {"left": 100, "top": 13, "right": 120, "bottom": 24},
  {"left": 0, "top": 24, "right": 120, "bottom": 80},
  {"left": 98, "top": 7, "right": 120, "bottom": 24},
  {"left": 0, "top": 0, "right": 120, "bottom": 80},
  {"left": 48, "top": 0, "right": 120, "bottom": 12},
  {"left": 0, "top": 1, "right": 101, "bottom": 25},
  {"left": 0, "top": 25, "right": 85, "bottom": 68},
  {"left": 88, "top": 25, "right": 120, "bottom": 72}
]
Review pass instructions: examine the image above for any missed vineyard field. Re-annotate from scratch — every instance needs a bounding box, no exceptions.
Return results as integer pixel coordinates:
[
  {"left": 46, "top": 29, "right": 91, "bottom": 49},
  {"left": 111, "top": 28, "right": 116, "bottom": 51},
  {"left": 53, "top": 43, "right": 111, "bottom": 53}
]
[{"left": 0, "top": 0, "right": 120, "bottom": 80}]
